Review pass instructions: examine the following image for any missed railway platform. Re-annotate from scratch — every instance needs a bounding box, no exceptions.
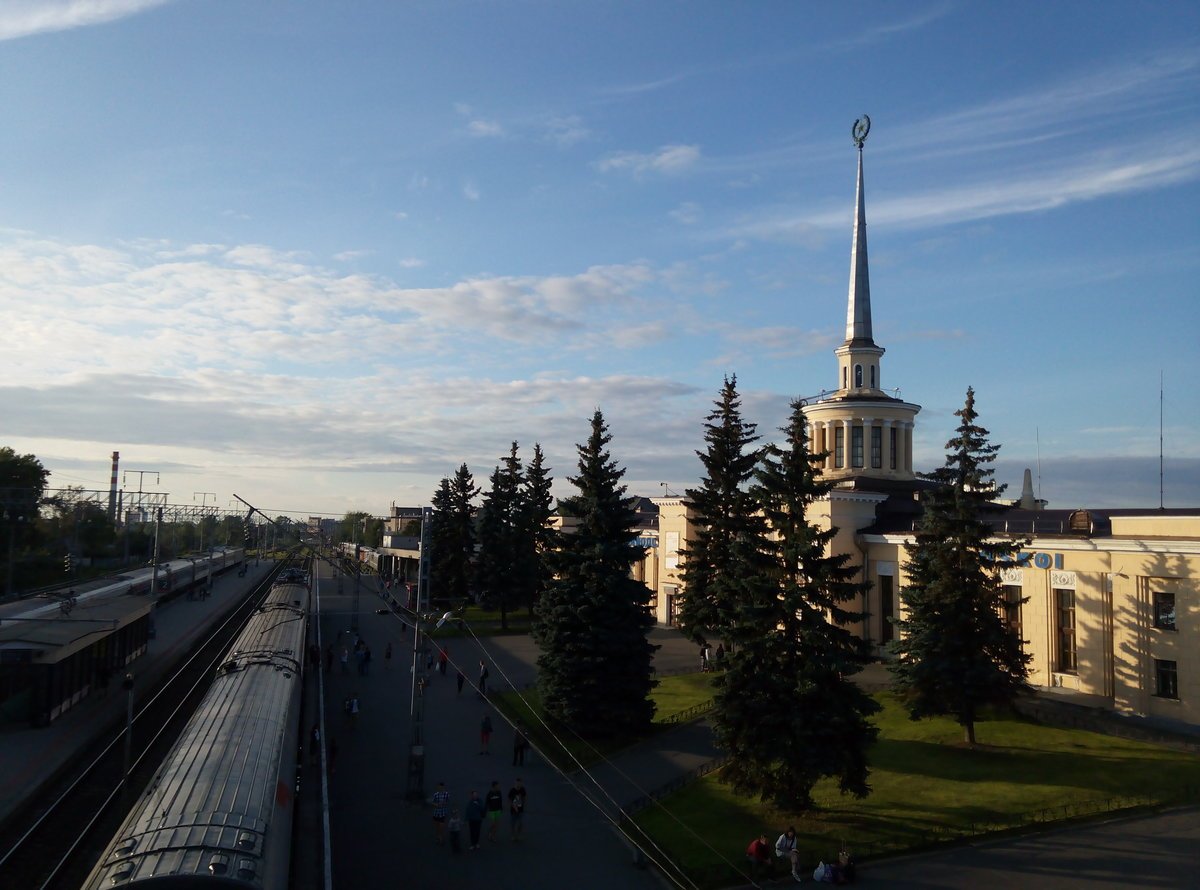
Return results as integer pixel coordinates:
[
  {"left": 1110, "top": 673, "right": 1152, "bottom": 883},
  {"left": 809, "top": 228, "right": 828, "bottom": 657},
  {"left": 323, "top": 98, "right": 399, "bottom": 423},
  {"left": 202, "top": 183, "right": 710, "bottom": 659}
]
[{"left": 0, "top": 557, "right": 277, "bottom": 828}]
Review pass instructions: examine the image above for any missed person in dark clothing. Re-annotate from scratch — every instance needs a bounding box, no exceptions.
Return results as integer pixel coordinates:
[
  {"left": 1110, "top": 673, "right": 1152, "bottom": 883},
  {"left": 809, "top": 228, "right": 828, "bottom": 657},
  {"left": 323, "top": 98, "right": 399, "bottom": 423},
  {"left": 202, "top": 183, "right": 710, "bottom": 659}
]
[
  {"left": 485, "top": 781, "right": 503, "bottom": 842},
  {"left": 512, "top": 722, "right": 529, "bottom": 766},
  {"left": 465, "top": 790, "right": 485, "bottom": 850}
]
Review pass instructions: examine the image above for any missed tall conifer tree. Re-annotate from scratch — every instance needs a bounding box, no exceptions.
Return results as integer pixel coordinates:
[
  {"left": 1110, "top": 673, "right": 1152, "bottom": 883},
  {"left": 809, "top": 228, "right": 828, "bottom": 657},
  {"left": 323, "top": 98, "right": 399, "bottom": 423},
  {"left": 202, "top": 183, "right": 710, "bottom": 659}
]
[
  {"left": 429, "top": 464, "right": 479, "bottom": 603},
  {"left": 890, "top": 387, "right": 1032, "bottom": 745},
  {"left": 677, "top": 375, "right": 771, "bottom": 644},
  {"left": 476, "top": 443, "right": 525, "bottom": 629},
  {"left": 722, "top": 398, "right": 879, "bottom": 807},
  {"left": 535, "top": 411, "right": 657, "bottom": 738},
  {"left": 521, "top": 444, "right": 556, "bottom": 625}
]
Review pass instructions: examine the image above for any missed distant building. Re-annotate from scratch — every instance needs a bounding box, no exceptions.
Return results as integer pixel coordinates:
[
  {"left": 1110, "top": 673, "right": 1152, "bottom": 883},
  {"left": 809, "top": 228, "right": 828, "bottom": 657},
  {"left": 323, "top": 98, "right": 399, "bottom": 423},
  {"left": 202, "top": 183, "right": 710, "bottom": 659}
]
[{"left": 641, "top": 133, "right": 1199, "bottom": 730}]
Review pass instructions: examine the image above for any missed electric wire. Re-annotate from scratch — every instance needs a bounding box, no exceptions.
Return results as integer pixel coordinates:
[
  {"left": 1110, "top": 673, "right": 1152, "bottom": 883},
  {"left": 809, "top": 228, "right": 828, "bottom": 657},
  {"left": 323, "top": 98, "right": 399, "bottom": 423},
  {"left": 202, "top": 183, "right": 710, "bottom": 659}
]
[{"left": 373, "top": 581, "right": 761, "bottom": 889}]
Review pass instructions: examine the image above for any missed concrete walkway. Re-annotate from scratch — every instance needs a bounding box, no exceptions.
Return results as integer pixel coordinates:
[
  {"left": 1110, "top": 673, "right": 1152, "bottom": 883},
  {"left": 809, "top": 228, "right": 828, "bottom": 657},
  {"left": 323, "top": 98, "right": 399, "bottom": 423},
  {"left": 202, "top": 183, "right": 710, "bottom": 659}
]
[{"left": 317, "top": 569, "right": 712, "bottom": 890}]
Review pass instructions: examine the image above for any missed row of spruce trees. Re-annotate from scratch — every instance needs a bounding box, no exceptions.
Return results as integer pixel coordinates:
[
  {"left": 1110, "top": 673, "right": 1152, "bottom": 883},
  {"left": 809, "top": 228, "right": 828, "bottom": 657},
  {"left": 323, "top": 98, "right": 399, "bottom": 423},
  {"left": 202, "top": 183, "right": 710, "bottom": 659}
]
[{"left": 428, "top": 379, "right": 1031, "bottom": 812}]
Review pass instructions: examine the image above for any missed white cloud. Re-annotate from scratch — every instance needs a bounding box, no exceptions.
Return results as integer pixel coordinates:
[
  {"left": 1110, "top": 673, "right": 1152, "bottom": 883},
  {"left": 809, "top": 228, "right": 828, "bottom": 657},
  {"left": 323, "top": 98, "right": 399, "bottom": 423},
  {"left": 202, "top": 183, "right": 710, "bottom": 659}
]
[
  {"left": 467, "top": 119, "right": 504, "bottom": 137},
  {"left": 334, "top": 249, "right": 371, "bottom": 262},
  {"left": 597, "top": 144, "right": 701, "bottom": 176},
  {"left": 0, "top": 0, "right": 171, "bottom": 41},
  {"left": 668, "top": 202, "right": 703, "bottom": 224},
  {"left": 398, "top": 257, "right": 425, "bottom": 269},
  {"left": 719, "top": 137, "right": 1200, "bottom": 239},
  {"left": 544, "top": 115, "right": 591, "bottom": 147},
  {"left": 462, "top": 181, "right": 481, "bottom": 201}
]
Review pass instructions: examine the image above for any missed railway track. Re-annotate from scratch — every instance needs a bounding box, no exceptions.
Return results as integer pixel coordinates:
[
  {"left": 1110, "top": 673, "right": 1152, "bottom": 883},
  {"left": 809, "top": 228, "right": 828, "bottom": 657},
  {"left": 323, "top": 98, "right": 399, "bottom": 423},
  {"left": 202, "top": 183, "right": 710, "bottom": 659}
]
[{"left": 0, "top": 558, "right": 303, "bottom": 890}]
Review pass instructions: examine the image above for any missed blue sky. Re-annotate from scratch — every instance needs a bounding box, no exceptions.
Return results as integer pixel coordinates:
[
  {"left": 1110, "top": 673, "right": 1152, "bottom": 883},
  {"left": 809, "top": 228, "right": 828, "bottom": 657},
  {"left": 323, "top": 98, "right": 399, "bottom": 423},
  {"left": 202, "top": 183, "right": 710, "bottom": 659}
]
[{"left": 1, "top": 0, "right": 1197, "bottom": 518}]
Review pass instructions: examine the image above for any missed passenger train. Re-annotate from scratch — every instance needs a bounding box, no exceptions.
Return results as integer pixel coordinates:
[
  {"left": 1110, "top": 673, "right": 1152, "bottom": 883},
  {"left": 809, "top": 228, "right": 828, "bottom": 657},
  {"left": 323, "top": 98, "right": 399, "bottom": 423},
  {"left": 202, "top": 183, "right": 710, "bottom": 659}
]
[
  {"left": 81, "top": 573, "right": 310, "bottom": 889},
  {"left": 7, "top": 547, "right": 245, "bottom": 622}
]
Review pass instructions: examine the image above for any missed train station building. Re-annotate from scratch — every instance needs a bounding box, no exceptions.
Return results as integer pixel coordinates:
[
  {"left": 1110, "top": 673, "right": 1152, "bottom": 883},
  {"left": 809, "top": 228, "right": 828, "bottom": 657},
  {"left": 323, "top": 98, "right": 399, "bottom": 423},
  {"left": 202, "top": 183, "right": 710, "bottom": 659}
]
[{"left": 633, "top": 135, "right": 1200, "bottom": 731}]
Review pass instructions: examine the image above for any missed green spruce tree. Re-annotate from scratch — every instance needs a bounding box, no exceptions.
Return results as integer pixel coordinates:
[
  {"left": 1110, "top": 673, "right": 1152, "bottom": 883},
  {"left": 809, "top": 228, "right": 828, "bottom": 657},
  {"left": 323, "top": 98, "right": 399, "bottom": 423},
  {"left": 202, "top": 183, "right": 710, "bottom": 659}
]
[
  {"left": 677, "top": 375, "right": 771, "bottom": 644},
  {"left": 521, "top": 444, "right": 557, "bottom": 627},
  {"left": 890, "top": 387, "right": 1032, "bottom": 745},
  {"left": 535, "top": 411, "right": 657, "bottom": 738},
  {"left": 429, "top": 464, "right": 479, "bottom": 603},
  {"left": 719, "top": 398, "right": 880, "bottom": 808},
  {"left": 476, "top": 443, "right": 525, "bottom": 629}
]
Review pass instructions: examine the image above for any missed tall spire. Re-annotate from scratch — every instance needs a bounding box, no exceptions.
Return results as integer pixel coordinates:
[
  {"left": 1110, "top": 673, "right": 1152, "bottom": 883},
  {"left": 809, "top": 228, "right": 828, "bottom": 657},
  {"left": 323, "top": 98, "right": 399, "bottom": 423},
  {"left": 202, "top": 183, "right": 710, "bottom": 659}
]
[{"left": 846, "top": 116, "right": 874, "bottom": 346}]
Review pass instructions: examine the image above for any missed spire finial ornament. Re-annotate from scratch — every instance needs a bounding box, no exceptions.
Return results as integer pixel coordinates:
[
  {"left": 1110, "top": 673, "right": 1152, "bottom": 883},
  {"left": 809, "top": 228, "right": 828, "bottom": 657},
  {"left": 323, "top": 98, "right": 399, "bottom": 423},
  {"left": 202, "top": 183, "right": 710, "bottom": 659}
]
[{"left": 852, "top": 114, "right": 871, "bottom": 149}]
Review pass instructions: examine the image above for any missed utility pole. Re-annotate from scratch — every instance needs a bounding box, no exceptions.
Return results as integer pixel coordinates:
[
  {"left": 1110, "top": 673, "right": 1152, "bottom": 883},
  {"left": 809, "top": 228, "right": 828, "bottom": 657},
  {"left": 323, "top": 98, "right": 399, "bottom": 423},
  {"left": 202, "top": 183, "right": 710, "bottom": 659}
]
[
  {"left": 193, "top": 492, "right": 216, "bottom": 553},
  {"left": 405, "top": 506, "right": 433, "bottom": 801}
]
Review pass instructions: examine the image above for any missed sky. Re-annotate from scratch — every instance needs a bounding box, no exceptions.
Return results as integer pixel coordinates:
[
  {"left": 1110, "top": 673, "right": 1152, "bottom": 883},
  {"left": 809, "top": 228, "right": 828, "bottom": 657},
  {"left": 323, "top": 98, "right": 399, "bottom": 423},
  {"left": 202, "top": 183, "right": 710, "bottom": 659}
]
[{"left": 1, "top": 0, "right": 1198, "bottom": 519}]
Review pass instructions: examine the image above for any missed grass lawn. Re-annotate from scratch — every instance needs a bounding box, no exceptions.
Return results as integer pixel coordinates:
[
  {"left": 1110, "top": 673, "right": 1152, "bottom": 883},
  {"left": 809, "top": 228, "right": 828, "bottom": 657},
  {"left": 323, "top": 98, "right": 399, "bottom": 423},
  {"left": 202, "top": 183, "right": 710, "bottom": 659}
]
[
  {"left": 632, "top": 693, "right": 1200, "bottom": 888},
  {"left": 492, "top": 672, "right": 717, "bottom": 771}
]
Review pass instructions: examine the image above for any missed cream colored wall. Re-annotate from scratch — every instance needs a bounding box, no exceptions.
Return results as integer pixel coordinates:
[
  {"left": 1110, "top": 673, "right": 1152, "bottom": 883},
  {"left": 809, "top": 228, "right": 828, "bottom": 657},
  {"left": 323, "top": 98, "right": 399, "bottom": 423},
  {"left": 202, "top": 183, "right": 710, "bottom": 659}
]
[{"left": 863, "top": 532, "right": 1200, "bottom": 727}]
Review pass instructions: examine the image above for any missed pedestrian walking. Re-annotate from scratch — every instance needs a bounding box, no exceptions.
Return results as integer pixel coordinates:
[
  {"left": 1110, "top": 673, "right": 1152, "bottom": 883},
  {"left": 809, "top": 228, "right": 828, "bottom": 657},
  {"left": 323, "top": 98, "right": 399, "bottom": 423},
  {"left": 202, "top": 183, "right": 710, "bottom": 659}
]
[
  {"left": 344, "top": 694, "right": 359, "bottom": 728},
  {"left": 700, "top": 642, "right": 710, "bottom": 672},
  {"left": 448, "top": 808, "right": 462, "bottom": 854},
  {"left": 339, "top": 646, "right": 349, "bottom": 673},
  {"left": 456, "top": 668, "right": 465, "bottom": 695},
  {"left": 484, "top": 781, "right": 503, "bottom": 842},
  {"left": 480, "top": 713, "right": 493, "bottom": 755},
  {"left": 465, "top": 790, "right": 484, "bottom": 850},
  {"left": 438, "top": 646, "right": 448, "bottom": 676},
  {"left": 385, "top": 641, "right": 393, "bottom": 670},
  {"left": 477, "top": 660, "right": 490, "bottom": 699},
  {"left": 512, "top": 722, "right": 529, "bottom": 766},
  {"left": 431, "top": 781, "right": 450, "bottom": 844},
  {"left": 362, "top": 645, "right": 372, "bottom": 675},
  {"left": 309, "top": 722, "right": 320, "bottom": 764},
  {"left": 508, "top": 777, "right": 527, "bottom": 841},
  {"left": 714, "top": 642, "right": 725, "bottom": 667}
]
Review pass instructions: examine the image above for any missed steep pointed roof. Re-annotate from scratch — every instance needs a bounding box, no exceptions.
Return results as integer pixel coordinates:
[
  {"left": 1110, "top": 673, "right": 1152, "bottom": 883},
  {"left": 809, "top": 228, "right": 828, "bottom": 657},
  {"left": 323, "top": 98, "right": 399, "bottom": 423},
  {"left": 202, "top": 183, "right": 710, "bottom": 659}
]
[{"left": 845, "top": 145, "right": 875, "bottom": 347}]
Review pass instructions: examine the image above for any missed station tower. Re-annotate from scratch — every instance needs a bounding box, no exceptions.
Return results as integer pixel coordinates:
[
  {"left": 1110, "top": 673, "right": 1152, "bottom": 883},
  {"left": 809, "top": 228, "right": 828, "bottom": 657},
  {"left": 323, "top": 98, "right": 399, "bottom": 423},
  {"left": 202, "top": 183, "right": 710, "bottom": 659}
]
[{"left": 802, "top": 117, "right": 921, "bottom": 487}]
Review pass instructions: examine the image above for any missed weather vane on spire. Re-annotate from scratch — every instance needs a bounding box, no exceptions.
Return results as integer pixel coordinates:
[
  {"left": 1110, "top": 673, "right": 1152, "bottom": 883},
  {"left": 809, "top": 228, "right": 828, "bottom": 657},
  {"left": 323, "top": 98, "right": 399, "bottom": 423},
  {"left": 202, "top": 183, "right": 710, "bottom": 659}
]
[{"left": 852, "top": 114, "right": 871, "bottom": 149}]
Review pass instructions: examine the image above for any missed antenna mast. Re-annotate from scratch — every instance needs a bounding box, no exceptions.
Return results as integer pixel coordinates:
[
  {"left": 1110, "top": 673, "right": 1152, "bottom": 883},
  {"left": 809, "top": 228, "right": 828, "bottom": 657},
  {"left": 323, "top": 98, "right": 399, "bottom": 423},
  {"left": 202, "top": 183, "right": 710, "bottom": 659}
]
[{"left": 1160, "top": 370, "right": 1165, "bottom": 510}]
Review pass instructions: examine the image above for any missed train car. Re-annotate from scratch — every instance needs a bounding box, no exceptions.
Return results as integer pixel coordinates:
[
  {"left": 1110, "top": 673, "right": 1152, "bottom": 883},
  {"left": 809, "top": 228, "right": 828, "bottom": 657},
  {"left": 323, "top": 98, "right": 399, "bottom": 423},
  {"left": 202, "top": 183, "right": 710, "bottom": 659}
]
[{"left": 81, "top": 579, "right": 309, "bottom": 889}]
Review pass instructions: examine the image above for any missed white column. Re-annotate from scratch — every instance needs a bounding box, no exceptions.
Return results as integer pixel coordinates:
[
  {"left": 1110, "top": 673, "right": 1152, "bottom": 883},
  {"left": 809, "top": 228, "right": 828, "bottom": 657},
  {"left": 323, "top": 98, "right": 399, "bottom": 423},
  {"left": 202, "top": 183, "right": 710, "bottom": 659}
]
[
  {"left": 881, "top": 419, "right": 894, "bottom": 473},
  {"left": 841, "top": 418, "right": 852, "bottom": 469},
  {"left": 904, "top": 422, "right": 914, "bottom": 474}
]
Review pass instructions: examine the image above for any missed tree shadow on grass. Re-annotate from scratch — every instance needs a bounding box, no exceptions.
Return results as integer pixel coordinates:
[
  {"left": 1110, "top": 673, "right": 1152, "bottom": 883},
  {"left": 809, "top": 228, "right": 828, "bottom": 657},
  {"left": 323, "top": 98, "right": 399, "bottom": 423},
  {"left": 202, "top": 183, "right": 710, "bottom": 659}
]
[{"left": 866, "top": 737, "right": 1200, "bottom": 794}]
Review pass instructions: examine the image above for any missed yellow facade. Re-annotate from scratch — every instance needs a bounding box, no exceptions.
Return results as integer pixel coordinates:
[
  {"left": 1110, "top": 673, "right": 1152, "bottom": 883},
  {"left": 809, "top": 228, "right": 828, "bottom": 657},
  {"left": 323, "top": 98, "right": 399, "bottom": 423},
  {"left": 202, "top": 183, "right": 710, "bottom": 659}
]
[{"left": 629, "top": 136, "right": 1200, "bottom": 731}]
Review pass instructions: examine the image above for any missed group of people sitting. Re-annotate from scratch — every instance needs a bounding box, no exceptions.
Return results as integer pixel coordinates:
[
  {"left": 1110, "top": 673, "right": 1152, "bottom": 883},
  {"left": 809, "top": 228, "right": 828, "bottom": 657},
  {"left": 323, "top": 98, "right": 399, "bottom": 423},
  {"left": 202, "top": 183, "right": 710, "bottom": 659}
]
[{"left": 745, "top": 826, "right": 855, "bottom": 884}]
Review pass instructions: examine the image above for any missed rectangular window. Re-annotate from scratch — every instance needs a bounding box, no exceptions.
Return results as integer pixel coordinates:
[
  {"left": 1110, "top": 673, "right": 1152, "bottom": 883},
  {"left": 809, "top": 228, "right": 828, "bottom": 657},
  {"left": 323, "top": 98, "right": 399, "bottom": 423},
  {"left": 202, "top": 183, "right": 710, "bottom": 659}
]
[
  {"left": 835, "top": 426, "right": 844, "bottom": 469},
  {"left": 851, "top": 426, "right": 864, "bottom": 468},
  {"left": 879, "top": 575, "right": 894, "bottom": 644},
  {"left": 1055, "top": 588, "right": 1076, "bottom": 673},
  {"left": 871, "top": 426, "right": 882, "bottom": 468},
  {"left": 1154, "top": 659, "right": 1179, "bottom": 699},
  {"left": 1002, "top": 585, "right": 1023, "bottom": 648},
  {"left": 890, "top": 427, "right": 897, "bottom": 469},
  {"left": 1153, "top": 592, "right": 1176, "bottom": 630}
]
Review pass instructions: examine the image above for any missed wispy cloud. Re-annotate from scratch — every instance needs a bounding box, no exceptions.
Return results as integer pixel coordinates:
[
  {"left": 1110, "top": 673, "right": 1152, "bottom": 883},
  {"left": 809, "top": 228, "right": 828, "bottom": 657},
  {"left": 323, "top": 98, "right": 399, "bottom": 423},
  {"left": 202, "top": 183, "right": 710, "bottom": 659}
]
[
  {"left": 544, "top": 115, "right": 591, "bottom": 147},
  {"left": 668, "top": 202, "right": 703, "bottom": 225},
  {"left": 718, "top": 137, "right": 1200, "bottom": 239},
  {"left": 467, "top": 119, "right": 504, "bottom": 137},
  {"left": 0, "top": 0, "right": 171, "bottom": 41},
  {"left": 597, "top": 144, "right": 701, "bottom": 176},
  {"left": 462, "top": 181, "right": 481, "bottom": 201}
]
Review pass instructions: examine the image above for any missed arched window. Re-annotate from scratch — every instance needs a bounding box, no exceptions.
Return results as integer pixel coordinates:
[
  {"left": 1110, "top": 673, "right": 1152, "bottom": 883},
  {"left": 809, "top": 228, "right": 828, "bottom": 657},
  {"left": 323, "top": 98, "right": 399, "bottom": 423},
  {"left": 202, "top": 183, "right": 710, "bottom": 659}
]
[
  {"left": 870, "top": 365, "right": 876, "bottom": 388},
  {"left": 854, "top": 364, "right": 863, "bottom": 387}
]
